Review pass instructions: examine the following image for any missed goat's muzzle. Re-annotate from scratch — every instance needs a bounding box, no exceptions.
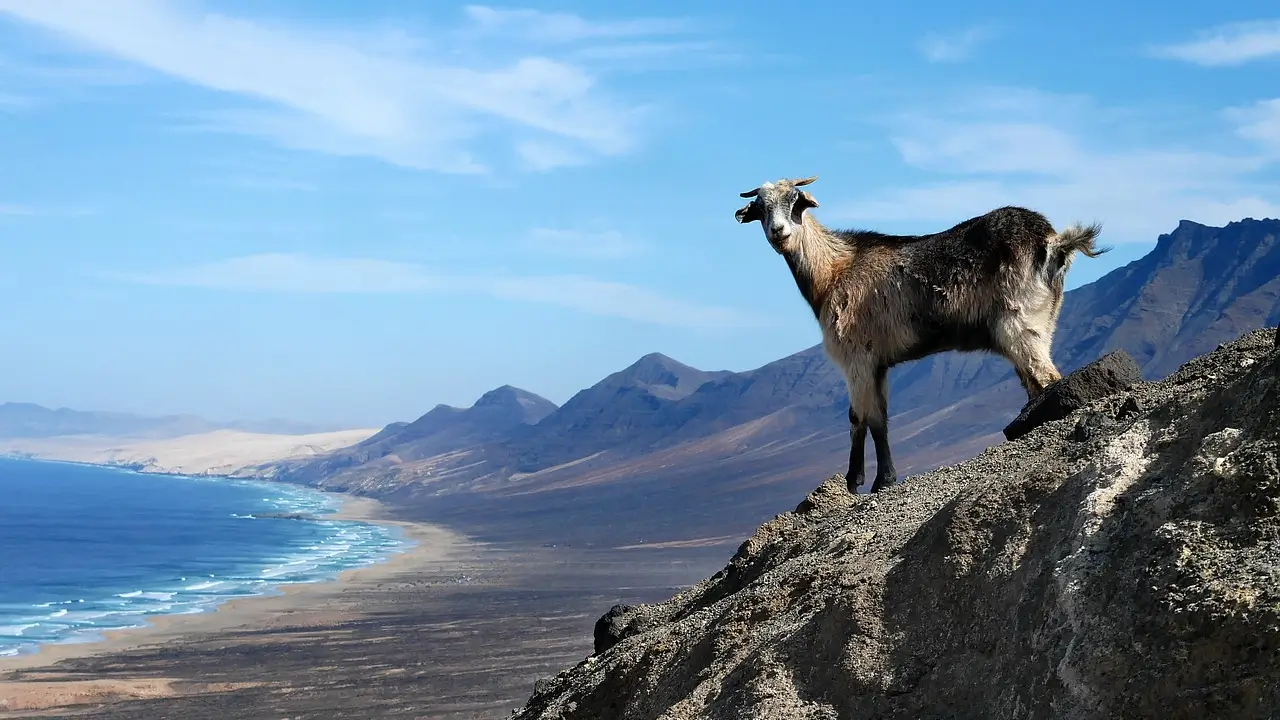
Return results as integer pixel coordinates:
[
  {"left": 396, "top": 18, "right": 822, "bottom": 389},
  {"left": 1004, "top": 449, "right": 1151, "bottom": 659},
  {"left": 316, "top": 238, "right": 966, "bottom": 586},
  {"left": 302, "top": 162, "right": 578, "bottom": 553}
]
[{"left": 767, "top": 226, "right": 792, "bottom": 251}]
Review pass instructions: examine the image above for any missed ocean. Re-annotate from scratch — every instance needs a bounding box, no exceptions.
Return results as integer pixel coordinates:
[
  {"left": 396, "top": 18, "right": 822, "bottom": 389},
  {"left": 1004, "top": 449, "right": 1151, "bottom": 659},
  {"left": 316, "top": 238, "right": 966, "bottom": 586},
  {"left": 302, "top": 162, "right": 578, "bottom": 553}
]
[{"left": 0, "top": 457, "right": 409, "bottom": 658}]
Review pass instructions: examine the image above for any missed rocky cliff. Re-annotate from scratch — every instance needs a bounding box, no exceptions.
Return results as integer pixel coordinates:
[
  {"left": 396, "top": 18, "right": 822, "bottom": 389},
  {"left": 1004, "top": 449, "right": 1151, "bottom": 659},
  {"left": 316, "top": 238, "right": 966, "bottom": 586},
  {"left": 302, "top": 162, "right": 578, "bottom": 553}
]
[{"left": 513, "top": 328, "right": 1280, "bottom": 719}]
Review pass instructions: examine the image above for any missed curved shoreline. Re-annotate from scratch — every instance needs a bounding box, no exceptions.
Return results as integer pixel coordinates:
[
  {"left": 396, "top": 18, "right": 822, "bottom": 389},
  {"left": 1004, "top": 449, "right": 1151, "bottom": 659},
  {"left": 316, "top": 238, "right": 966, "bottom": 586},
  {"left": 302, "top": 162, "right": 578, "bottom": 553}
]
[
  {"left": 0, "top": 492, "right": 464, "bottom": 678},
  {"left": 0, "top": 456, "right": 415, "bottom": 663}
]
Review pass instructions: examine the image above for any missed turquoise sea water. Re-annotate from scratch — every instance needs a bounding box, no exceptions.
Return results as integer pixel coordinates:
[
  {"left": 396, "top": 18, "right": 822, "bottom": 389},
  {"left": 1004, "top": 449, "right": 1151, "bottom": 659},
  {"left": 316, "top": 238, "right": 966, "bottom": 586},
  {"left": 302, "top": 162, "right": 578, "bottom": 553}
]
[{"left": 0, "top": 457, "right": 409, "bottom": 658}]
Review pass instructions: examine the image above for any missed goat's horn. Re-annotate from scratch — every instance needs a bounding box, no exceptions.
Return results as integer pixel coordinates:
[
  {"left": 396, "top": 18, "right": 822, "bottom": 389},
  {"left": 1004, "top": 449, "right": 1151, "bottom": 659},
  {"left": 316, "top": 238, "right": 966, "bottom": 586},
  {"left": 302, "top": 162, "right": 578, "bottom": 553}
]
[
  {"left": 739, "top": 188, "right": 760, "bottom": 198},
  {"left": 792, "top": 175, "right": 818, "bottom": 187}
]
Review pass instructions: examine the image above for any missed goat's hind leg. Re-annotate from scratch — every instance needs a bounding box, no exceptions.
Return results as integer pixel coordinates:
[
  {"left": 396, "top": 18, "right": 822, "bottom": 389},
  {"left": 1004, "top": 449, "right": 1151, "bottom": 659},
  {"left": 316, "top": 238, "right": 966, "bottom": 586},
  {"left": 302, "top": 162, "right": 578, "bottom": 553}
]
[
  {"left": 869, "top": 366, "right": 897, "bottom": 492},
  {"left": 846, "top": 405, "right": 868, "bottom": 493}
]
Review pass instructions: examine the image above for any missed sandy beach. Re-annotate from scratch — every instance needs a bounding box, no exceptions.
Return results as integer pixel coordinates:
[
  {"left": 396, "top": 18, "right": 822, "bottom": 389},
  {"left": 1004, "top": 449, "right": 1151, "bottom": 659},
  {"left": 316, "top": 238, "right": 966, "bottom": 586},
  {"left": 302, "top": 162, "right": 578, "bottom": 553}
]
[
  {"left": 0, "top": 427, "right": 381, "bottom": 477},
  {"left": 0, "top": 494, "right": 470, "bottom": 715},
  {"left": 0, "top": 484, "right": 728, "bottom": 718}
]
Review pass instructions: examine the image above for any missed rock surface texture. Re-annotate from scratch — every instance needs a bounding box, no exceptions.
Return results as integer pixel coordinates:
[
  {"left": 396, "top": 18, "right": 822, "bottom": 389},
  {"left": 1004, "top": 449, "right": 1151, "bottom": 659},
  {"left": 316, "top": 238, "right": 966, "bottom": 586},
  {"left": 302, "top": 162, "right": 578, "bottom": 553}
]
[
  {"left": 1002, "top": 350, "right": 1143, "bottom": 441},
  {"left": 513, "top": 328, "right": 1280, "bottom": 720}
]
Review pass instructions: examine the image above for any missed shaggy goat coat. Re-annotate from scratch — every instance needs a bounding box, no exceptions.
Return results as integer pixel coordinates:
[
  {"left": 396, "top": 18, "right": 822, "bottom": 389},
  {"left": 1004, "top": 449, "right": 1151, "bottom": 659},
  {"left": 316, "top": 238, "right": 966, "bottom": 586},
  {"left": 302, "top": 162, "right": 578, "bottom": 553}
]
[{"left": 736, "top": 177, "right": 1105, "bottom": 491}]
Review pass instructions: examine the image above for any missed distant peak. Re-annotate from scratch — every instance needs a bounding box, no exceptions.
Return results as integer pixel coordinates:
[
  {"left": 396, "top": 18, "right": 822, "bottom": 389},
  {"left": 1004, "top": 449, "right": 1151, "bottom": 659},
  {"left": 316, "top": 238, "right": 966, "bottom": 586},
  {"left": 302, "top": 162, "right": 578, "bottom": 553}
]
[
  {"left": 626, "top": 352, "right": 695, "bottom": 375},
  {"left": 1224, "top": 216, "right": 1280, "bottom": 228},
  {"left": 0, "top": 401, "right": 45, "bottom": 410},
  {"left": 637, "top": 351, "right": 676, "bottom": 363},
  {"left": 473, "top": 384, "right": 545, "bottom": 407},
  {"left": 470, "top": 385, "right": 557, "bottom": 423},
  {"left": 1172, "top": 217, "right": 1280, "bottom": 234},
  {"left": 581, "top": 351, "right": 731, "bottom": 402}
]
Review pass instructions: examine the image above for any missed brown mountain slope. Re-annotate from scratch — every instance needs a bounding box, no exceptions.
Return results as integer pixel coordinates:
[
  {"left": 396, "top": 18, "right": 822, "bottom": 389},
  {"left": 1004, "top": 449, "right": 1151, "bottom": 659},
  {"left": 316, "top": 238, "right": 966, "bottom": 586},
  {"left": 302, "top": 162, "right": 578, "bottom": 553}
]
[{"left": 276, "top": 385, "right": 556, "bottom": 485}]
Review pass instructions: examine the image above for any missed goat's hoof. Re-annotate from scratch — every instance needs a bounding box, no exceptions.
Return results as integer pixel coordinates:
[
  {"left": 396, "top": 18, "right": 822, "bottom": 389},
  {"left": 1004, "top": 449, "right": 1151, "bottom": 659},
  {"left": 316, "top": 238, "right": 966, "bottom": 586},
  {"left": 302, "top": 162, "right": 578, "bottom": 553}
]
[
  {"left": 846, "top": 476, "right": 865, "bottom": 494},
  {"left": 870, "top": 475, "right": 897, "bottom": 493}
]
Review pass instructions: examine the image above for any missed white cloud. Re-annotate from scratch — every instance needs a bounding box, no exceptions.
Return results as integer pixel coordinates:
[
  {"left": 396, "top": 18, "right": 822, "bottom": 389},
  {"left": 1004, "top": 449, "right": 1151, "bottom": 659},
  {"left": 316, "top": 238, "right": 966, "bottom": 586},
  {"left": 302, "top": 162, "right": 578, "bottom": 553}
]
[
  {"left": 458, "top": 6, "right": 732, "bottom": 72},
  {"left": 917, "top": 26, "right": 997, "bottom": 63},
  {"left": 0, "top": 54, "right": 146, "bottom": 86},
  {"left": 521, "top": 228, "right": 647, "bottom": 260},
  {"left": 1149, "top": 20, "right": 1280, "bottom": 66},
  {"left": 105, "top": 253, "right": 757, "bottom": 329},
  {"left": 514, "top": 139, "right": 591, "bottom": 172},
  {"left": 461, "top": 5, "right": 693, "bottom": 44},
  {"left": 833, "top": 87, "right": 1280, "bottom": 241},
  {"left": 891, "top": 119, "right": 1080, "bottom": 175},
  {"left": 0, "top": 53, "right": 149, "bottom": 111},
  {"left": 1225, "top": 98, "right": 1280, "bottom": 154},
  {"left": 0, "top": 0, "right": 696, "bottom": 173}
]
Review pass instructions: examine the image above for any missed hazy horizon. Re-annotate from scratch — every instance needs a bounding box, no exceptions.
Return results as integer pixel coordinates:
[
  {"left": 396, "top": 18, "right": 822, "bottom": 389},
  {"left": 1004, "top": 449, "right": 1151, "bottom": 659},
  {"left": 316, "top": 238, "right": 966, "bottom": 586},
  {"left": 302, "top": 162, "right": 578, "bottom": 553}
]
[{"left": 2, "top": 1, "right": 1277, "bottom": 427}]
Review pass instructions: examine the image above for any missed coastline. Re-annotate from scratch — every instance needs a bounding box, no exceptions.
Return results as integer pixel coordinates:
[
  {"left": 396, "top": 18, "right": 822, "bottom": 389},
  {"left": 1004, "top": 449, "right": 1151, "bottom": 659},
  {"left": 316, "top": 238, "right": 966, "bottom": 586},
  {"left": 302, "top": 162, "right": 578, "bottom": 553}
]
[
  {"left": 0, "top": 459, "right": 727, "bottom": 717},
  {"left": 0, "top": 426, "right": 380, "bottom": 479},
  {"left": 0, "top": 485, "right": 467, "bottom": 680}
]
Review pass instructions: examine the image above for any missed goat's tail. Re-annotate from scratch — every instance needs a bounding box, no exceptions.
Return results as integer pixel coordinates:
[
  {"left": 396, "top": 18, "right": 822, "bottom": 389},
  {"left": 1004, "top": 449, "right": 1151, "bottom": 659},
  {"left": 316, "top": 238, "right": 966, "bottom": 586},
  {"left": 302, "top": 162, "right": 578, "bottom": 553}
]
[{"left": 1044, "top": 221, "right": 1108, "bottom": 279}]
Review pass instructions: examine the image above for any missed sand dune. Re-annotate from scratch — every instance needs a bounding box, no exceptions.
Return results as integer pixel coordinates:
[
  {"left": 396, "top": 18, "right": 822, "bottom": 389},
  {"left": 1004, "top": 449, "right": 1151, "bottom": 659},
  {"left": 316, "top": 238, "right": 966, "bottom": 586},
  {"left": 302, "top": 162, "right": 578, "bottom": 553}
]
[{"left": 0, "top": 427, "right": 378, "bottom": 477}]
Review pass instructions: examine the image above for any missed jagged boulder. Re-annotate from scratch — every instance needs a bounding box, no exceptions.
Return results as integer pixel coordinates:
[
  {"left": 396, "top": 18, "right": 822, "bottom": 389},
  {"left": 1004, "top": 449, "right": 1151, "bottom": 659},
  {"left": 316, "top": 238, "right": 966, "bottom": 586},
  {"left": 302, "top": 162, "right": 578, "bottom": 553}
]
[
  {"left": 594, "top": 605, "right": 641, "bottom": 655},
  {"left": 1003, "top": 350, "right": 1142, "bottom": 441},
  {"left": 515, "top": 329, "right": 1280, "bottom": 720}
]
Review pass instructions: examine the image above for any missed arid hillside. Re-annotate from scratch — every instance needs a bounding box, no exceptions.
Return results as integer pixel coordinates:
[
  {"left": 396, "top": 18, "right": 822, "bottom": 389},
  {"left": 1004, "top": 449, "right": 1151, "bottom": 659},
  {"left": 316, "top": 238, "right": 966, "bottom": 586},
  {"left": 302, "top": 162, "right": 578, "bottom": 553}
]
[{"left": 514, "top": 328, "right": 1280, "bottom": 719}]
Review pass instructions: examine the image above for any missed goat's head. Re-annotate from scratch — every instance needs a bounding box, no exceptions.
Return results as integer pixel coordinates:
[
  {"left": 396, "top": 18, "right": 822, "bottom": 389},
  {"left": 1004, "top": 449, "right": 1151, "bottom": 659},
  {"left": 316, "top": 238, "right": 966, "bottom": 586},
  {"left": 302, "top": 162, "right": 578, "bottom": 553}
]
[{"left": 735, "top": 175, "right": 820, "bottom": 253}]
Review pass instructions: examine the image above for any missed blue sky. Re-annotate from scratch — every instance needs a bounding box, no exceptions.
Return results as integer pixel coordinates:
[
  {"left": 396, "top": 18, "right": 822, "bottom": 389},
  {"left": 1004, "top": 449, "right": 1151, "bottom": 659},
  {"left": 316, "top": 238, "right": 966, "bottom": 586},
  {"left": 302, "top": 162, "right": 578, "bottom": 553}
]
[{"left": 1, "top": 1, "right": 1278, "bottom": 428}]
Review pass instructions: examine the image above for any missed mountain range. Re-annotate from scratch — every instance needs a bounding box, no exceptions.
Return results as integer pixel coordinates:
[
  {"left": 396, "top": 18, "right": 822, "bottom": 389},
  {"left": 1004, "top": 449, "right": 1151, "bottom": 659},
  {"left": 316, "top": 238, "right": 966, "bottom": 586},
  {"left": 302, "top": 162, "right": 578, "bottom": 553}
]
[
  {"left": 237, "top": 217, "right": 1280, "bottom": 543},
  {"left": 0, "top": 402, "right": 339, "bottom": 440}
]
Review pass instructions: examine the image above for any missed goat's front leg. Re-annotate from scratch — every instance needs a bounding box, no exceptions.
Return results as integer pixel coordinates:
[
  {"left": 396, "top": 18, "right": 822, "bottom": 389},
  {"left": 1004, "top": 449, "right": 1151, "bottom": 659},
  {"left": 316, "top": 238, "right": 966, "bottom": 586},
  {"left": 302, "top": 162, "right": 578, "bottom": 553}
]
[
  {"left": 846, "top": 405, "right": 867, "bottom": 492},
  {"left": 869, "top": 366, "right": 897, "bottom": 492}
]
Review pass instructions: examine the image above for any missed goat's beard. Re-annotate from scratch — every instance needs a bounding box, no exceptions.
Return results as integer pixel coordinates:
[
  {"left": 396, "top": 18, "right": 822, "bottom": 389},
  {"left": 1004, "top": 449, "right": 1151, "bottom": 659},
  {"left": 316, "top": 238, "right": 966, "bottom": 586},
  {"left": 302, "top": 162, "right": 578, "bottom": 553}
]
[{"left": 767, "top": 233, "right": 793, "bottom": 255}]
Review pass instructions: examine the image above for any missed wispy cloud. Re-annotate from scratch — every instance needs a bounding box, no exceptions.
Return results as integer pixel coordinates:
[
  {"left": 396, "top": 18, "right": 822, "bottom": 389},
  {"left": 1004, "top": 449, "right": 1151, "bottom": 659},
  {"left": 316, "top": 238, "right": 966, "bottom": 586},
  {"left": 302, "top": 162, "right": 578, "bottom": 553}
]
[
  {"left": 0, "top": 0, "right": 703, "bottom": 173},
  {"left": 521, "top": 228, "right": 647, "bottom": 260},
  {"left": 513, "top": 139, "right": 593, "bottom": 172},
  {"left": 0, "top": 55, "right": 146, "bottom": 86},
  {"left": 1225, "top": 98, "right": 1280, "bottom": 154},
  {"left": 458, "top": 5, "right": 732, "bottom": 72},
  {"left": 0, "top": 203, "right": 36, "bottom": 216},
  {"left": 833, "top": 86, "right": 1280, "bottom": 240},
  {"left": 462, "top": 5, "right": 693, "bottom": 44},
  {"left": 0, "top": 52, "right": 148, "bottom": 110},
  {"left": 1149, "top": 19, "right": 1280, "bottom": 66},
  {"left": 917, "top": 26, "right": 997, "bottom": 63},
  {"left": 104, "top": 253, "right": 757, "bottom": 329}
]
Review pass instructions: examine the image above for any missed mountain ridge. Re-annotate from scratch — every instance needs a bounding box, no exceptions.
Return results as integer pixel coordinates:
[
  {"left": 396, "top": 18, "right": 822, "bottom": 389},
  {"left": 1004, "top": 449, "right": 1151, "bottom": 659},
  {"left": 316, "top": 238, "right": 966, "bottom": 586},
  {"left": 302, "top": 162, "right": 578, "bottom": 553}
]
[
  {"left": 265, "top": 216, "right": 1280, "bottom": 546},
  {"left": 0, "top": 402, "right": 341, "bottom": 440}
]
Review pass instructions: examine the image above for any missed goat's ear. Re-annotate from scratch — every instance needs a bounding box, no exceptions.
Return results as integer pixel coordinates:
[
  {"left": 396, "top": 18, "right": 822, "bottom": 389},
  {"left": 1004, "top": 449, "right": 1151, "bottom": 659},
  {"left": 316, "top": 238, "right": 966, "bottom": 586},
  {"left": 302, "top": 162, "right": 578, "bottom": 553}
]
[
  {"left": 736, "top": 200, "right": 762, "bottom": 224},
  {"left": 790, "top": 190, "right": 818, "bottom": 223}
]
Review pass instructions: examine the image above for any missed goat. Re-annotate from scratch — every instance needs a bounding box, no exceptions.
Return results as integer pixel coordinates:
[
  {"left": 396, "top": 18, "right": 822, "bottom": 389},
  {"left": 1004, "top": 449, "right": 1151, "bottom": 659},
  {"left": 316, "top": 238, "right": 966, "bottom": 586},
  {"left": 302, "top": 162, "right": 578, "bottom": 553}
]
[{"left": 735, "top": 175, "right": 1107, "bottom": 493}]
